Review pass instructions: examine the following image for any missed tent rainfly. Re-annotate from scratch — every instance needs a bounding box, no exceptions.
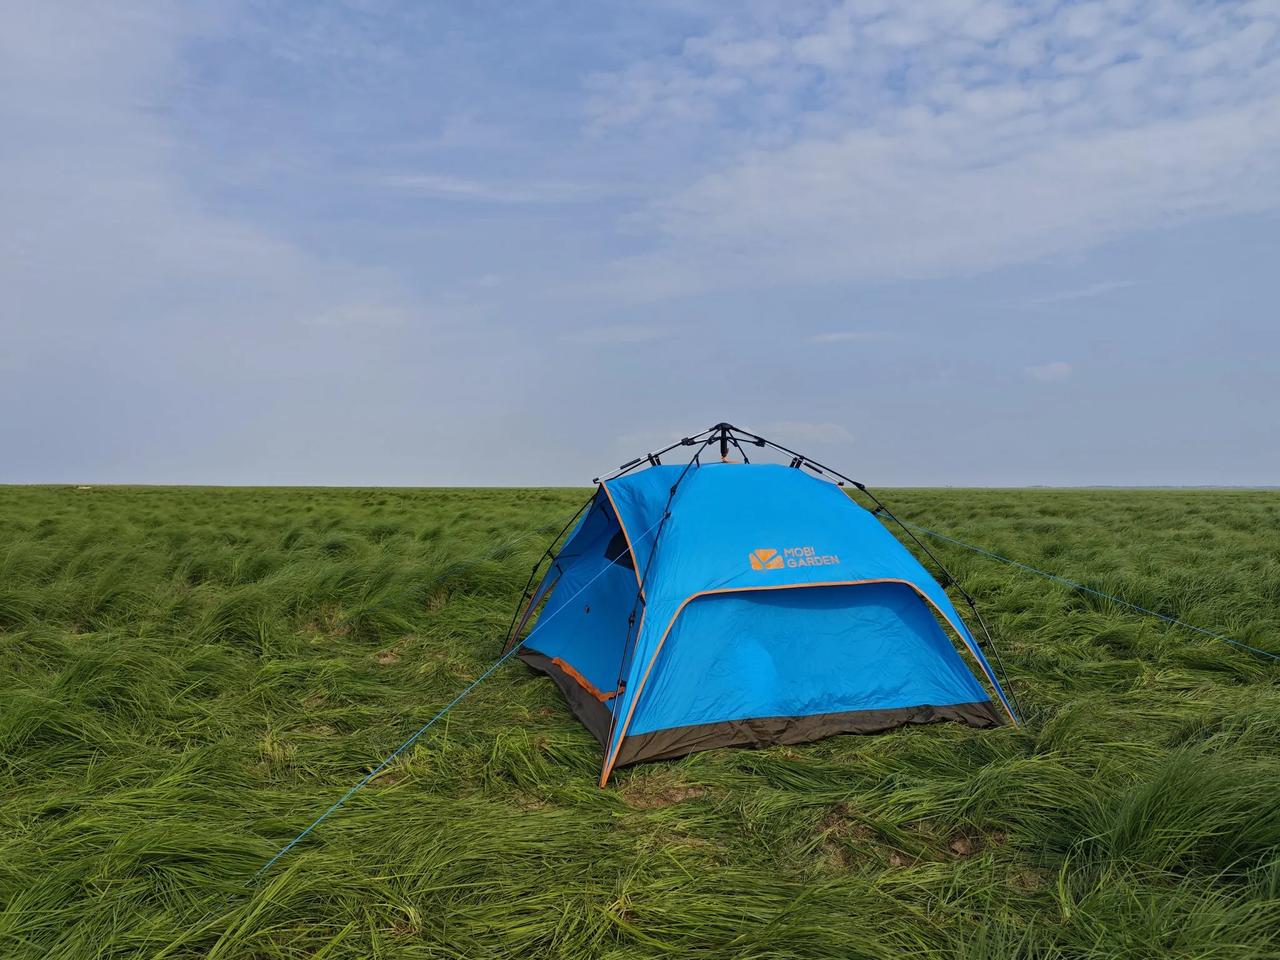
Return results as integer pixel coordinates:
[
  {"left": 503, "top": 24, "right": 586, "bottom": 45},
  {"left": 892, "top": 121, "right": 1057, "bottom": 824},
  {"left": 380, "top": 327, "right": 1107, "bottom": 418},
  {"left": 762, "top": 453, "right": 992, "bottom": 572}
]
[{"left": 504, "top": 423, "right": 1018, "bottom": 787}]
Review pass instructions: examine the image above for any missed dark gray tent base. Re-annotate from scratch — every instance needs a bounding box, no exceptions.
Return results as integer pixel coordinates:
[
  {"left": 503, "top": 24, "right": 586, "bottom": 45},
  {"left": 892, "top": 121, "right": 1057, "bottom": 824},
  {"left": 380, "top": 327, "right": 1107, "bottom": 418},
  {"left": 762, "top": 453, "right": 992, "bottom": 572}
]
[
  {"left": 520, "top": 650, "right": 614, "bottom": 745},
  {"left": 520, "top": 649, "right": 1002, "bottom": 771}
]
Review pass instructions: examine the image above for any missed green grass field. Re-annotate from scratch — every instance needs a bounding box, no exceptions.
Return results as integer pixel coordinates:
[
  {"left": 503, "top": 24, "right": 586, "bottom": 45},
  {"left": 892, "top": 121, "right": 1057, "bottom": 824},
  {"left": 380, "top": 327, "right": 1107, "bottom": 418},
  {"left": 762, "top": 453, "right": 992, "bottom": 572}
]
[{"left": 1, "top": 484, "right": 1278, "bottom": 959}]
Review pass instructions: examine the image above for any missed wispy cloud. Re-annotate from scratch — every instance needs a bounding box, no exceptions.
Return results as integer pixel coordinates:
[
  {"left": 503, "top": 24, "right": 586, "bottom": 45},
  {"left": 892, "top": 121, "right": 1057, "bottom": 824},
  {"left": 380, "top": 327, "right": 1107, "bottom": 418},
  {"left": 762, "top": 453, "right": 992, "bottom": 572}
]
[
  {"left": 376, "top": 172, "right": 607, "bottom": 205},
  {"left": 1021, "top": 280, "right": 1136, "bottom": 308},
  {"left": 587, "top": 2, "right": 1280, "bottom": 290},
  {"left": 306, "top": 303, "right": 412, "bottom": 328},
  {"left": 1025, "top": 361, "right": 1073, "bottom": 383}
]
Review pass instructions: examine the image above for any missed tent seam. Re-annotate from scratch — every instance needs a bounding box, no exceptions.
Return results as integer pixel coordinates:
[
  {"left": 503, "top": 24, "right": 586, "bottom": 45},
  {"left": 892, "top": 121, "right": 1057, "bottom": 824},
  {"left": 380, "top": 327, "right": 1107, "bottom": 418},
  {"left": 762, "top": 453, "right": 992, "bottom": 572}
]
[{"left": 599, "top": 576, "right": 1014, "bottom": 786}]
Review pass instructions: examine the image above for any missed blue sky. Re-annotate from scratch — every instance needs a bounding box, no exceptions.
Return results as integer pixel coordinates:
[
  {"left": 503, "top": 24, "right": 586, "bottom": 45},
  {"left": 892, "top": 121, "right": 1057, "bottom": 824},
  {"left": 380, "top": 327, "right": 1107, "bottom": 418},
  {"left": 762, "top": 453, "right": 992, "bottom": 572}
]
[{"left": 2, "top": 1, "right": 1278, "bottom": 485}]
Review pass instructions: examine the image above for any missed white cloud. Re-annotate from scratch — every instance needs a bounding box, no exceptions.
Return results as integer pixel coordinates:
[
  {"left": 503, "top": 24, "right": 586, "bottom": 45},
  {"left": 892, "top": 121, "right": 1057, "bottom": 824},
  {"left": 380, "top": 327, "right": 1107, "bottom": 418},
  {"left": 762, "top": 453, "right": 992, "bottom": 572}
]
[
  {"left": 641, "top": 97, "right": 1280, "bottom": 286},
  {"left": 0, "top": 5, "right": 420, "bottom": 349},
  {"left": 584, "top": 1, "right": 1280, "bottom": 293},
  {"left": 376, "top": 172, "right": 607, "bottom": 204},
  {"left": 1021, "top": 280, "right": 1135, "bottom": 308},
  {"left": 1025, "top": 361, "right": 1073, "bottom": 382}
]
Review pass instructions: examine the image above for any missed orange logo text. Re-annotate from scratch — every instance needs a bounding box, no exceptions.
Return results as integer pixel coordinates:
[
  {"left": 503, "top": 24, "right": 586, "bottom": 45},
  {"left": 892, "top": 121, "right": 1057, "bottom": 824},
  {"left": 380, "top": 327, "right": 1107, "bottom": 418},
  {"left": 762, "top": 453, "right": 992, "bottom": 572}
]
[{"left": 750, "top": 545, "right": 840, "bottom": 570}]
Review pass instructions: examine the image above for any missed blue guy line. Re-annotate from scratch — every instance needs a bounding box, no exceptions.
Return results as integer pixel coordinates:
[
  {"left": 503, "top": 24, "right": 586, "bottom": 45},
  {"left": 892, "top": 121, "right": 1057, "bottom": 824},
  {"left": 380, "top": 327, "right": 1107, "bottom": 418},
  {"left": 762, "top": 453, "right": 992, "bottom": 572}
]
[
  {"left": 248, "top": 640, "right": 528, "bottom": 884},
  {"left": 893, "top": 518, "right": 1280, "bottom": 663},
  {"left": 249, "top": 513, "right": 667, "bottom": 884}
]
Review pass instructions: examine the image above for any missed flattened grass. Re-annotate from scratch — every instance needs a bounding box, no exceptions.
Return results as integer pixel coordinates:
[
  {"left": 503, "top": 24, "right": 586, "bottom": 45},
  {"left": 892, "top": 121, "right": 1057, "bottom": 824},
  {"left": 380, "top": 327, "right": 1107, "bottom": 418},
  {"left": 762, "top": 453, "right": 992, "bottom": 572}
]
[{"left": 0, "top": 485, "right": 1277, "bottom": 958}]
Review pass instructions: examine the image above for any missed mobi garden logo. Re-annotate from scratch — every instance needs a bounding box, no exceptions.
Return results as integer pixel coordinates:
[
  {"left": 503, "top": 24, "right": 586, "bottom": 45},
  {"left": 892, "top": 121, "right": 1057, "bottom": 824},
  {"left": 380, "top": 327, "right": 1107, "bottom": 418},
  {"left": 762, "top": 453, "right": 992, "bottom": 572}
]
[{"left": 749, "top": 546, "right": 840, "bottom": 571}]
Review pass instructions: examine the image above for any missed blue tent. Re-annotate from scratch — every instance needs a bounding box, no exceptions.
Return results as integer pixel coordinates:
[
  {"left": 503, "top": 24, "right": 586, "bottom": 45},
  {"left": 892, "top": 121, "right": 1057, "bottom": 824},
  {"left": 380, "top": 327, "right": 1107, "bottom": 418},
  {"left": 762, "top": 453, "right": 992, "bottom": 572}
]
[{"left": 510, "top": 426, "right": 1017, "bottom": 786}]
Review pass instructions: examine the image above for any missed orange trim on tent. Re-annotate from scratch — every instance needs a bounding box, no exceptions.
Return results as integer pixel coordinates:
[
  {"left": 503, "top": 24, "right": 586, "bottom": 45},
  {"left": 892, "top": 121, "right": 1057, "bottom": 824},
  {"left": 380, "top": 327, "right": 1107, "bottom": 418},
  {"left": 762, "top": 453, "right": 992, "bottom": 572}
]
[
  {"left": 594, "top": 479, "right": 651, "bottom": 769},
  {"left": 598, "top": 577, "right": 1016, "bottom": 787},
  {"left": 551, "top": 657, "right": 617, "bottom": 703},
  {"left": 598, "top": 481, "right": 645, "bottom": 600}
]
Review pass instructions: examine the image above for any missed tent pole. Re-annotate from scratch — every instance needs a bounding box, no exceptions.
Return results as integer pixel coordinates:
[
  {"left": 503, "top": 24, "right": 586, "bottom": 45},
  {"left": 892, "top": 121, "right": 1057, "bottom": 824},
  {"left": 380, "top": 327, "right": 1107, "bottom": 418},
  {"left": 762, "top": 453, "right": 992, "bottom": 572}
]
[
  {"left": 601, "top": 433, "right": 715, "bottom": 782},
  {"left": 499, "top": 488, "right": 599, "bottom": 655},
  {"left": 597, "top": 429, "right": 714, "bottom": 484}
]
